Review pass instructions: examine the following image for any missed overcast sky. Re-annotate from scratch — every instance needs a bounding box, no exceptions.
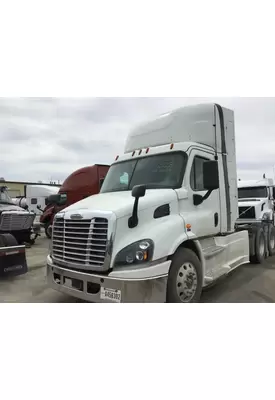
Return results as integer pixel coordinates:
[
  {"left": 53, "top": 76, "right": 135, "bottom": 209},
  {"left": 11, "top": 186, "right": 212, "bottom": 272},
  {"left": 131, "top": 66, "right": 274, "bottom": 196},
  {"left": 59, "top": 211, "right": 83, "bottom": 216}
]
[{"left": 1, "top": 97, "right": 275, "bottom": 183}]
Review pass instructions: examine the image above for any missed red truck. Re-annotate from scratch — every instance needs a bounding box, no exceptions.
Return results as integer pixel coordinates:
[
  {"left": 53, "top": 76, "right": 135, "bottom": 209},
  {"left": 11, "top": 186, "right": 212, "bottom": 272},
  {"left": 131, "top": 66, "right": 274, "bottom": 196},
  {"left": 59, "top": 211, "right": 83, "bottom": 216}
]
[{"left": 40, "top": 164, "right": 109, "bottom": 238}]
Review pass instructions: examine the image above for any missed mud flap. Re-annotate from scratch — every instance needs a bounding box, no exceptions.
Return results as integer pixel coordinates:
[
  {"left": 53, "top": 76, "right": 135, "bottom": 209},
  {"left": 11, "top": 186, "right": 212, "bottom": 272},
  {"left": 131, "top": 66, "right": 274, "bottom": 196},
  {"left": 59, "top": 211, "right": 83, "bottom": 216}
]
[{"left": 0, "top": 246, "right": 28, "bottom": 278}]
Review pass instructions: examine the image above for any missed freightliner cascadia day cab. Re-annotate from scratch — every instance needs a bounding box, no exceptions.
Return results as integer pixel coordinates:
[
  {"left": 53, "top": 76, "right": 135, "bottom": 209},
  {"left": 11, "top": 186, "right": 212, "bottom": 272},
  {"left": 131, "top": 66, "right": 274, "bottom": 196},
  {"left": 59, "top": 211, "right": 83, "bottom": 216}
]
[{"left": 46, "top": 103, "right": 275, "bottom": 303}]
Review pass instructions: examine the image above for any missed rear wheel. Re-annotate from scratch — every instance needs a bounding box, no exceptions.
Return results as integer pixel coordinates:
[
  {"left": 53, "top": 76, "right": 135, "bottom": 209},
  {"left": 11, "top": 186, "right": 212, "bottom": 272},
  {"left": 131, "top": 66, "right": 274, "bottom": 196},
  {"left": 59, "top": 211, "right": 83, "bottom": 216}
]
[
  {"left": 167, "top": 248, "right": 203, "bottom": 303},
  {"left": 268, "top": 225, "right": 275, "bottom": 256},
  {"left": 251, "top": 228, "right": 265, "bottom": 264}
]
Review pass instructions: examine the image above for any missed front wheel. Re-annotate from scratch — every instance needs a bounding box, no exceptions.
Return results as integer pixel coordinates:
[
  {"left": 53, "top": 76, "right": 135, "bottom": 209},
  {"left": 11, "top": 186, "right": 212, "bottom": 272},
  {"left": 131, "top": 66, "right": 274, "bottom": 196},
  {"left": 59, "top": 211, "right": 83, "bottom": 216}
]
[{"left": 167, "top": 248, "right": 203, "bottom": 303}]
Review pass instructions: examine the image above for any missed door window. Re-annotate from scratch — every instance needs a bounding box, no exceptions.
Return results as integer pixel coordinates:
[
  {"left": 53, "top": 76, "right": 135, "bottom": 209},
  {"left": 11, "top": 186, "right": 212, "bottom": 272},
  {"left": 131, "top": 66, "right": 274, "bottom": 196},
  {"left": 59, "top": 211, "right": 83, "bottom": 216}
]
[{"left": 190, "top": 156, "right": 209, "bottom": 191}]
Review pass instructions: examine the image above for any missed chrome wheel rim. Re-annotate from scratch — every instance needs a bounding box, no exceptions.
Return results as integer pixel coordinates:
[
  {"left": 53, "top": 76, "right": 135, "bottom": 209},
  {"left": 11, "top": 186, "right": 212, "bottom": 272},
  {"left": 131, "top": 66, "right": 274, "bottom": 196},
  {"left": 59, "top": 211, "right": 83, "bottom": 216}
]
[{"left": 176, "top": 262, "right": 198, "bottom": 303}]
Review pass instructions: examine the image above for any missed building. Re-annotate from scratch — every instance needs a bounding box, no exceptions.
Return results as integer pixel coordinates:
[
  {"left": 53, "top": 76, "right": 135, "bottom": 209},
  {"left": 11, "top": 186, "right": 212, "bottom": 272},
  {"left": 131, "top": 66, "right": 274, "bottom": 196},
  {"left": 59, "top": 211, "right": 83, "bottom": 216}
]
[{"left": 0, "top": 179, "right": 61, "bottom": 198}]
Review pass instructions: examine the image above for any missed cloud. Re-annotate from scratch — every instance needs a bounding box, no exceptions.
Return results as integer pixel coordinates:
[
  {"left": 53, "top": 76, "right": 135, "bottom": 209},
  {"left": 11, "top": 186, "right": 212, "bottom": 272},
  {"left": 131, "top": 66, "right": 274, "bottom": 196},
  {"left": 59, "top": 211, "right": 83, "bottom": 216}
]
[{"left": 1, "top": 97, "right": 275, "bottom": 183}]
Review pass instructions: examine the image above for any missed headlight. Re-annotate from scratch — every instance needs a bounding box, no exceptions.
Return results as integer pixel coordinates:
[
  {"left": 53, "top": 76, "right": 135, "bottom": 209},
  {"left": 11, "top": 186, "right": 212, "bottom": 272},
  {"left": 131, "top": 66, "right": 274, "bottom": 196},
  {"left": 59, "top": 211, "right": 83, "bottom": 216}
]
[{"left": 114, "top": 239, "right": 154, "bottom": 267}]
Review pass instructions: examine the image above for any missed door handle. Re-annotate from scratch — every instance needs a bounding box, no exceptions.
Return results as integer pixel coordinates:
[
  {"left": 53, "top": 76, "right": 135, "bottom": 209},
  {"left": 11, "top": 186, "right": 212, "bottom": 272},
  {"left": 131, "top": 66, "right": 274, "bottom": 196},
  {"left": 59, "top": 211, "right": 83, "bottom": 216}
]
[{"left": 214, "top": 213, "right": 219, "bottom": 227}]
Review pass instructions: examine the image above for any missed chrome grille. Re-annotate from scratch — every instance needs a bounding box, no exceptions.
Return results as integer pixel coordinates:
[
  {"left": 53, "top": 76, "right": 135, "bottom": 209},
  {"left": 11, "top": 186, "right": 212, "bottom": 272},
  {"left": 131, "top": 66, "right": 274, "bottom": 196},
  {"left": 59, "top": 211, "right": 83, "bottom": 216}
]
[
  {"left": 52, "top": 217, "right": 108, "bottom": 267},
  {"left": 0, "top": 212, "right": 35, "bottom": 231},
  {"left": 238, "top": 206, "right": 256, "bottom": 219}
]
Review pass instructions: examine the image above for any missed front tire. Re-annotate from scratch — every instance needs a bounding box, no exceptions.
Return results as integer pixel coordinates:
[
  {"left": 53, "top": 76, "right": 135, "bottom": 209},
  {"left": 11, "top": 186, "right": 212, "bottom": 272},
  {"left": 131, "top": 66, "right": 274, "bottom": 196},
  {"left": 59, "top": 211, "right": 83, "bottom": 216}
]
[
  {"left": 0, "top": 233, "right": 18, "bottom": 247},
  {"left": 167, "top": 248, "right": 203, "bottom": 303}
]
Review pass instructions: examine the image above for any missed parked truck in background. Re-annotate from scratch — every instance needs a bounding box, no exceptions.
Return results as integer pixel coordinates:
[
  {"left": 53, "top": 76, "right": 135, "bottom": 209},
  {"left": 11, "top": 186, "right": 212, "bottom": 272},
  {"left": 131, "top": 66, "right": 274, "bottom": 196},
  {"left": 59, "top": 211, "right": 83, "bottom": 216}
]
[
  {"left": 40, "top": 164, "right": 109, "bottom": 238},
  {"left": 13, "top": 185, "right": 60, "bottom": 216},
  {"left": 47, "top": 103, "right": 275, "bottom": 303},
  {"left": 0, "top": 185, "right": 32, "bottom": 277},
  {"left": 236, "top": 177, "right": 275, "bottom": 262},
  {"left": 237, "top": 178, "right": 275, "bottom": 223}
]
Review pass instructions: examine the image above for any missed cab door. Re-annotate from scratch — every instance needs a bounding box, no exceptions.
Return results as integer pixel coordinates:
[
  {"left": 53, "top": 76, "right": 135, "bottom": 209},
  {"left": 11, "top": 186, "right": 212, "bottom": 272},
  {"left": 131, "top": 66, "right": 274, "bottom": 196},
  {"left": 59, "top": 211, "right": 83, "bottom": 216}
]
[{"left": 179, "top": 149, "right": 221, "bottom": 238}]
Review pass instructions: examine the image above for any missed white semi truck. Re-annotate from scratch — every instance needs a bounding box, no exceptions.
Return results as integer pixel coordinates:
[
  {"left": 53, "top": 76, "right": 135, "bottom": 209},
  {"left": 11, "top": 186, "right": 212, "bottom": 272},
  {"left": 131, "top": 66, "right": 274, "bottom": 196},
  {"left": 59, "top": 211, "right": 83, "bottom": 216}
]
[
  {"left": 46, "top": 103, "right": 274, "bottom": 303},
  {"left": 0, "top": 185, "right": 37, "bottom": 245},
  {"left": 237, "top": 178, "right": 275, "bottom": 224}
]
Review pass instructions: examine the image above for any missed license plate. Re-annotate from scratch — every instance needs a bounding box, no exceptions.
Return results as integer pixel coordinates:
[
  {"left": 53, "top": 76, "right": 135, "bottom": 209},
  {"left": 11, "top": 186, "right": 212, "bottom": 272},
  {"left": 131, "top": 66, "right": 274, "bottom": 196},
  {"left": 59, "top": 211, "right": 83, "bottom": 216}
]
[{"left": 100, "top": 288, "right": 122, "bottom": 303}]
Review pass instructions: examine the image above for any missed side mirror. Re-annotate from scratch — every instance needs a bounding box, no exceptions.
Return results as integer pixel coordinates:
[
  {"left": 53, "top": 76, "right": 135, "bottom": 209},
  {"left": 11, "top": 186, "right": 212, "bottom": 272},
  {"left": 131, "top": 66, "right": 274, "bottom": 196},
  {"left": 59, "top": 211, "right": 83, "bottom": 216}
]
[
  {"left": 47, "top": 194, "right": 61, "bottom": 205},
  {"left": 132, "top": 185, "right": 146, "bottom": 199},
  {"left": 203, "top": 160, "right": 219, "bottom": 191},
  {"left": 129, "top": 185, "right": 147, "bottom": 229}
]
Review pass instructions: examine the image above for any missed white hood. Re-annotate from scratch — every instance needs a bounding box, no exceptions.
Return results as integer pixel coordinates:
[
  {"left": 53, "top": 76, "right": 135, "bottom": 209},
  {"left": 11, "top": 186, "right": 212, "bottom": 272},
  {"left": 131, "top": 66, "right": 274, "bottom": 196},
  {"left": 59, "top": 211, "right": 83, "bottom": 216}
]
[
  {"left": 238, "top": 198, "right": 266, "bottom": 208},
  {"left": 63, "top": 189, "right": 177, "bottom": 218}
]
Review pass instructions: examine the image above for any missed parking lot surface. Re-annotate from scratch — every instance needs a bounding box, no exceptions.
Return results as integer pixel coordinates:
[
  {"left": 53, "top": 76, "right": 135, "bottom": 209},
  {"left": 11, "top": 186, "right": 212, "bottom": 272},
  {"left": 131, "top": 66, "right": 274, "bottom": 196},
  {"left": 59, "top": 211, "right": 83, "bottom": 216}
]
[{"left": 1, "top": 235, "right": 275, "bottom": 303}]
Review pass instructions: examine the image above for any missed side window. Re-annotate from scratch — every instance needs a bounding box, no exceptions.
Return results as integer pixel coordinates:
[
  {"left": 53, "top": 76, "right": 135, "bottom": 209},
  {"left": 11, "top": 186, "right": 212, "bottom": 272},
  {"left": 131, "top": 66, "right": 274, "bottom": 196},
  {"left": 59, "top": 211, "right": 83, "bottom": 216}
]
[
  {"left": 31, "top": 198, "right": 38, "bottom": 205},
  {"left": 190, "top": 156, "right": 209, "bottom": 191}
]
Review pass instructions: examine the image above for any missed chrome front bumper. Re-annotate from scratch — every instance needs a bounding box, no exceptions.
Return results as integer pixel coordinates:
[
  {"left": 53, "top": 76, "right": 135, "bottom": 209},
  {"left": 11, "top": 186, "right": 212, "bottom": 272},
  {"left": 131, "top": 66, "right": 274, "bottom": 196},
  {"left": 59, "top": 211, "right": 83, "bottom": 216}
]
[{"left": 47, "top": 256, "right": 171, "bottom": 303}]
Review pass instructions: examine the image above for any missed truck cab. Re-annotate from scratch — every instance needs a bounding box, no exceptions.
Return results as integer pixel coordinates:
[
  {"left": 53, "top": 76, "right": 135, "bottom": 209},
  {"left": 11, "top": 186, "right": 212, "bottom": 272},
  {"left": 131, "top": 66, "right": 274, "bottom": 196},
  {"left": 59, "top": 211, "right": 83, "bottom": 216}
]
[
  {"left": 40, "top": 164, "right": 109, "bottom": 238},
  {"left": 47, "top": 103, "right": 260, "bottom": 303},
  {"left": 0, "top": 185, "right": 36, "bottom": 245},
  {"left": 237, "top": 179, "right": 275, "bottom": 224}
]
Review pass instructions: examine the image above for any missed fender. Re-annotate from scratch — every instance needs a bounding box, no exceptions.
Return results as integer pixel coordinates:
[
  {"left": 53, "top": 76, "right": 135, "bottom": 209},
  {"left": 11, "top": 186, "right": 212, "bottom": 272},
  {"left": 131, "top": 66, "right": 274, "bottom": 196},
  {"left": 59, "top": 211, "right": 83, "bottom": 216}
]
[{"left": 168, "top": 234, "right": 206, "bottom": 286}]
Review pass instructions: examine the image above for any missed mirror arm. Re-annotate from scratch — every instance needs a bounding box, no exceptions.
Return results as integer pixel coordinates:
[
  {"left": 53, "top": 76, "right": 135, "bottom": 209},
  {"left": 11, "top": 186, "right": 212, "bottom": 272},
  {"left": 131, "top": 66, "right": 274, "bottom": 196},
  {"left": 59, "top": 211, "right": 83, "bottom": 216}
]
[
  {"left": 202, "top": 189, "right": 213, "bottom": 202},
  {"left": 128, "top": 198, "right": 139, "bottom": 229},
  {"left": 193, "top": 189, "right": 214, "bottom": 206}
]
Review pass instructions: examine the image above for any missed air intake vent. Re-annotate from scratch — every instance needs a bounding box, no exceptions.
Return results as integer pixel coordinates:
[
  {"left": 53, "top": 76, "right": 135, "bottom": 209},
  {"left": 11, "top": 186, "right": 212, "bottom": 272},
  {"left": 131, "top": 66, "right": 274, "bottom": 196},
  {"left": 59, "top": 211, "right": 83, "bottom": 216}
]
[{"left": 238, "top": 207, "right": 256, "bottom": 219}]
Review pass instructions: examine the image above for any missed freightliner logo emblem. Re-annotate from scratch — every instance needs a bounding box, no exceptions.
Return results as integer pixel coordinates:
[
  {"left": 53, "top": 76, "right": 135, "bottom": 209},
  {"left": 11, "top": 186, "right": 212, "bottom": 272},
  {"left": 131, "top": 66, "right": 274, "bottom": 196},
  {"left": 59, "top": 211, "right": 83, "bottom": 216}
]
[{"left": 70, "top": 214, "right": 83, "bottom": 220}]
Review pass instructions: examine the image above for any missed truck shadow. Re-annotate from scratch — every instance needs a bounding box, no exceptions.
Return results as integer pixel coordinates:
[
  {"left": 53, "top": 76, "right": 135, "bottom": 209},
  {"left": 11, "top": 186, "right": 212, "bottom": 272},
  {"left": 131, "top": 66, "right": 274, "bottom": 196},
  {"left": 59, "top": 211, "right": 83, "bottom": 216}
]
[{"left": 201, "top": 257, "right": 275, "bottom": 303}]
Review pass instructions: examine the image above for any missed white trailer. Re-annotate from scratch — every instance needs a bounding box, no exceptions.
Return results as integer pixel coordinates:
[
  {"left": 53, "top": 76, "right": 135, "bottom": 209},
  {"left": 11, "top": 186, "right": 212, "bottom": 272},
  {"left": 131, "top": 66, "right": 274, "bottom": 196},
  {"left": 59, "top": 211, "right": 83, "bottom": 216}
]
[
  {"left": 13, "top": 185, "right": 60, "bottom": 218},
  {"left": 46, "top": 103, "right": 274, "bottom": 303}
]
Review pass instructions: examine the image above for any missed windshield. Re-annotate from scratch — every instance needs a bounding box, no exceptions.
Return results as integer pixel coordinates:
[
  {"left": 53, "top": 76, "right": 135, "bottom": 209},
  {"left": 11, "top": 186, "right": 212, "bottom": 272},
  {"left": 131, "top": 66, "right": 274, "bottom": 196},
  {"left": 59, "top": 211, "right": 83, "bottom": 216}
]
[
  {"left": 0, "top": 188, "right": 14, "bottom": 205},
  {"left": 238, "top": 186, "right": 268, "bottom": 199},
  {"left": 101, "top": 152, "right": 188, "bottom": 193}
]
